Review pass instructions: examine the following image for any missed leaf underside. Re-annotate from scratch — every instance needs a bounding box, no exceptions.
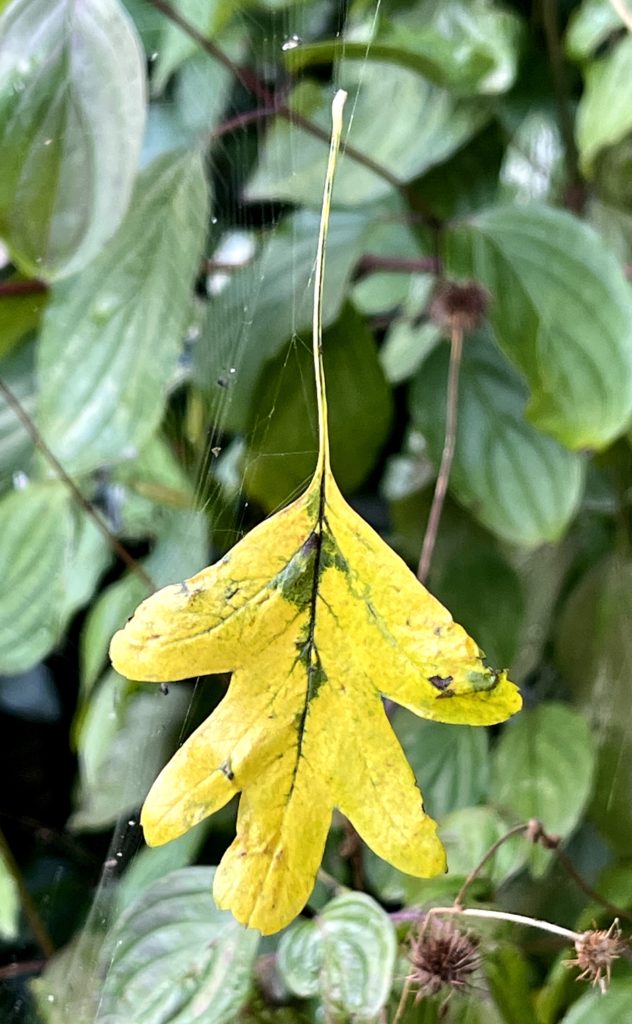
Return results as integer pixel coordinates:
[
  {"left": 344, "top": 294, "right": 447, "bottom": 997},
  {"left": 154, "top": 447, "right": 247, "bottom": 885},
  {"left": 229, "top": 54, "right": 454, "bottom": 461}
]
[{"left": 110, "top": 467, "right": 521, "bottom": 933}]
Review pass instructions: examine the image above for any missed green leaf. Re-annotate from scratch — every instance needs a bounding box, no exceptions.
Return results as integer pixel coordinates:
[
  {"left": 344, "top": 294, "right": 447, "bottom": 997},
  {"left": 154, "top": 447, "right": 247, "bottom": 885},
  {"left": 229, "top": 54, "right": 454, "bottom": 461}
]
[
  {"left": 491, "top": 703, "right": 596, "bottom": 875},
  {"left": 0, "top": 0, "right": 146, "bottom": 279},
  {"left": 284, "top": 1, "right": 522, "bottom": 96},
  {"left": 245, "top": 67, "right": 489, "bottom": 208},
  {"left": 409, "top": 333, "right": 584, "bottom": 545},
  {"left": 556, "top": 556, "right": 632, "bottom": 854},
  {"left": 38, "top": 151, "right": 208, "bottom": 474},
  {"left": 429, "top": 536, "right": 524, "bottom": 667},
  {"left": 278, "top": 892, "right": 396, "bottom": 1019},
  {"left": 197, "top": 209, "right": 370, "bottom": 432},
  {"left": 577, "top": 36, "right": 632, "bottom": 175},
  {"left": 151, "top": 0, "right": 231, "bottom": 94},
  {"left": 485, "top": 946, "right": 539, "bottom": 1024},
  {"left": 31, "top": 927, "right": 107, "bottom": 1024},
  {"left": 445, "top": 205, "right": 632, "bottom": 450},
  {"left": 499, "top": 112, "right": 564, "bottom": 204},
  {"left": 174, "top": 50, "right": 236, "bottom": 137},
  {"left": 380, "top": 320, "right": 440, "bottom": 385},
  {"left": 393, "top": 709, "right": 490, "bottom": 820},
  {"left": 440, "top": 805, "right": 528, "bottom": 885},
  {"left": 0, "top": 482, "right": 71, "bottom": 673},
  {"left": 0, "top": 279, "right": 46, "bottom": 358},
  {"left": 244, "top": 306, "right": 393, "bottom": 510},
  {"left": 566, "top": 0, "right": 621, "bottom": 62},
  {"left": 80, "top": 573, "right": 148, "bottom": 698},
  {"left": 561, "top": 981, "right": 632, "bottom": 1023},
  {"left": 0, "top": 848, "right": 19, "bottom": 939},
  {"left": 0, "top": 342, "right": 36, "bottom": 490},
  {"left": 116, "top": 822, "right": 209, "bottom": 913},
  {"left": 71, "top": 670, "right": 193, "bottom": 831},
  {"left": 80, "top": 505, "right": 208, "bottom": 698},
  {"left": 97, "top": 867, "right": 259, "bottom": 1024}
]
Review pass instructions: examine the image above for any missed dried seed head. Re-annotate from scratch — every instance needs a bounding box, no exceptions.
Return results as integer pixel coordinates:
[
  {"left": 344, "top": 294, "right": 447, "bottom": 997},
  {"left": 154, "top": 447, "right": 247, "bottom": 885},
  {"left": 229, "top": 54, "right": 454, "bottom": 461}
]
[
  {"left": 563, "top": 920, "right": 627, "bottom": 994},
  {"left": 407, "top": 918, "right": 481, "bottom": 999},
  {"left": 429, "top": 280, "right": 489, "bottom": 334}
]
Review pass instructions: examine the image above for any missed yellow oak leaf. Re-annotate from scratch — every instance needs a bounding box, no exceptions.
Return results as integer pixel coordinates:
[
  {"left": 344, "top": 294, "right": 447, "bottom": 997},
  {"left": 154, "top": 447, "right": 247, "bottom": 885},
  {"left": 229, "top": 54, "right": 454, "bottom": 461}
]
[{"left": 110, "top": 91, "right": 521, "bottom": 935}]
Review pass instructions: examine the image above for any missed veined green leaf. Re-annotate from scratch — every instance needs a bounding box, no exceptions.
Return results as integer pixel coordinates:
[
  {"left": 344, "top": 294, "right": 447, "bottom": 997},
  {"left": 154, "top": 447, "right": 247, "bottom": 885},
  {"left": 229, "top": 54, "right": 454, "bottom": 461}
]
[
  {"left": 197, "top": 209, "right": 370, "bottom": 433},
  {"left": 38, "top": 151, "right": 208, "bottom": 474},
  {"left": 97, "top": 867, "right": 259, "bottom": 1024},
  {"left": 284, "top": 1, "right": 522, "bottom": 96},
  {"left": 0, "top": 0, "right": 146, "bottom": 279},
  {"left": 410, "top": 333, "right": 584, "bottom": 545},
  {"left": 245, "top": 67, "right": 490, "bottom": 207},
  {"left": 278, "top": 893, "right": 396, "bottom": 1019},
  {"left": 445, "top": 205, "right": 632, "bottom": 450},
  {"left": 491, "top": 703, "right": 595, "bottom": 875}
]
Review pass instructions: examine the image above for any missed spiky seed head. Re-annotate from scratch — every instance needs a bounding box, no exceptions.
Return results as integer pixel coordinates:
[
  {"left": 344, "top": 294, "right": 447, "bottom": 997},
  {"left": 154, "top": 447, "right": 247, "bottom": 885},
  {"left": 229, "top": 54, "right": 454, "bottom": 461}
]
[
  {"left": 407, "top": 918, "right": 481, "bottom": 999},
  {"left": 563, "top": 920, "right": 627, "bottom": 994}
]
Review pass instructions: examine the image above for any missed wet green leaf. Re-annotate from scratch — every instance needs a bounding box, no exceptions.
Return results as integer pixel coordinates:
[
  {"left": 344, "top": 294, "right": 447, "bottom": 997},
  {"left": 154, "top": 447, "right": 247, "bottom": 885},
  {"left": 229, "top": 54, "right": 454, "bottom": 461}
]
[
  {"left": 97, "top": 867, "right": 259, "bottom": 1024},
  {"left": 0, "top": 0, "right": 146, "bottom": 279},
  {"left": 38, "top": 151, "right": 208, "bottom": 474}
]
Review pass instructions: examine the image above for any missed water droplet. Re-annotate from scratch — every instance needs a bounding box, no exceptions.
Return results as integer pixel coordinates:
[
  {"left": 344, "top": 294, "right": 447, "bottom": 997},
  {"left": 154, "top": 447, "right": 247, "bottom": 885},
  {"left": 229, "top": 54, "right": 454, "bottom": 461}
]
[
  {"left": 282, "top": 34, "right": 302, "bottom": 51},
  {"left": 211, "top": 216, "right": 218, "bottom": 225},
  {"left": 116, "top": 852, "right": 123, "bottom": 858},
  {"left": 229, "top": 367, "right": 236, "bottom": 374},
  {"left": 47, "top": 995, "right": 55, "bottom": 1004},
  {"left": 150, "top": 51, "right": 159, "bottom": 61},
  {"left": 91, "top": 296, "right": 118, "bottom": 323},
  {"left": 127, "top": 819, "right": 136, "bottom": 826},
  {"left": 43, "top": 138, "right": 52, "bottom": 146},
  {"left": 12, "top": 471, "right": 29, "bottom": 491}
]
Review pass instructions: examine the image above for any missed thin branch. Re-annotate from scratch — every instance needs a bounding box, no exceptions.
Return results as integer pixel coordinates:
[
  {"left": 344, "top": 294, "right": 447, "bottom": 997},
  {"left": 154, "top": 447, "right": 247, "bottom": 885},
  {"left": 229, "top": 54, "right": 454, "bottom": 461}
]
[
  {"left": 608, "top": 0, "right": 632, "bottom": 32},
  {"left": 454, "top": 824, "right": 530, "bottom": 908},
  {"left": 391, "top": 975, "right": 413, "bottom": 1024},
  {"left": 0, "top": 960, "right": 46, "bottom": 981},
  {"left": 356, "top": 254, "right": 440, "bottom": 278},
  {"left": 417, "top": 326, "right": 463, "bottom": 583},
  {"left": 0, "top": 378, "right": 154, "bottom": 590},
  {"left": 211, "top": 104, "right": 281, "bottom": 140},
  {"left": 147, "top": 0, "right": 408, "bottom": 198},
  {"left": 0, "top": 827, "right": 55, "bottom": 959},
  {"left": 0, "top": 279, "right": 48, "bottom": 298},
  {"left": 431, "top": 905, "right": 581, "bottom": 943},
  {"left": 554, "top": 843, "right": 632, "bottom": 923}
]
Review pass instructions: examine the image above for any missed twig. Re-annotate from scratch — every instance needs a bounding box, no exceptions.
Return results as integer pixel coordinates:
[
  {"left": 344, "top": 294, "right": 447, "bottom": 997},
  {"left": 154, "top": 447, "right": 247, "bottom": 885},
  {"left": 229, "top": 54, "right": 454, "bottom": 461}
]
[
  {"left": 0, "top": 960, "right": 46, "bottom": 981},
  {"left": 147, "top": 0, "right": 408, "bottom": 199},
  {"left": 356, "top": 254, "right": 440, "bottom": 278},
  {"left": 417, "top": 325, "right": 463, "bottom": 583},
  {"left": 430, "top": 905, "right": 581, "bottom": 943},
  {"left": 454, "top": 823, "right": 530, "bottom": 908},
  {"left": 608, "top": 0, "right": 632, "bottom": 32},
  {"left": 391, "top": 975, "right": 413, "bottom": 1024},
  {"left": 210, "top": 104, "right": 281, "bottom": 140},
  {"left": 0, "top": 279, "right": 48, "bottom": 298},
  {"left": 0, "top": 378, "right": 154, "bottom": 590},
  {"left": 0, "top": 828, "right": 55, "bottom": 959}
]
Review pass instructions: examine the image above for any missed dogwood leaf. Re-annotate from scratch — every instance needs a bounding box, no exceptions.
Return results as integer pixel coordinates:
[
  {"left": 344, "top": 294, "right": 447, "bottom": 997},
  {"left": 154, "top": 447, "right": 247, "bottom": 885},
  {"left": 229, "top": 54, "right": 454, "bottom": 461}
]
[{"left": 110, "top": 92, "right": 521, "bottom": 935}]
